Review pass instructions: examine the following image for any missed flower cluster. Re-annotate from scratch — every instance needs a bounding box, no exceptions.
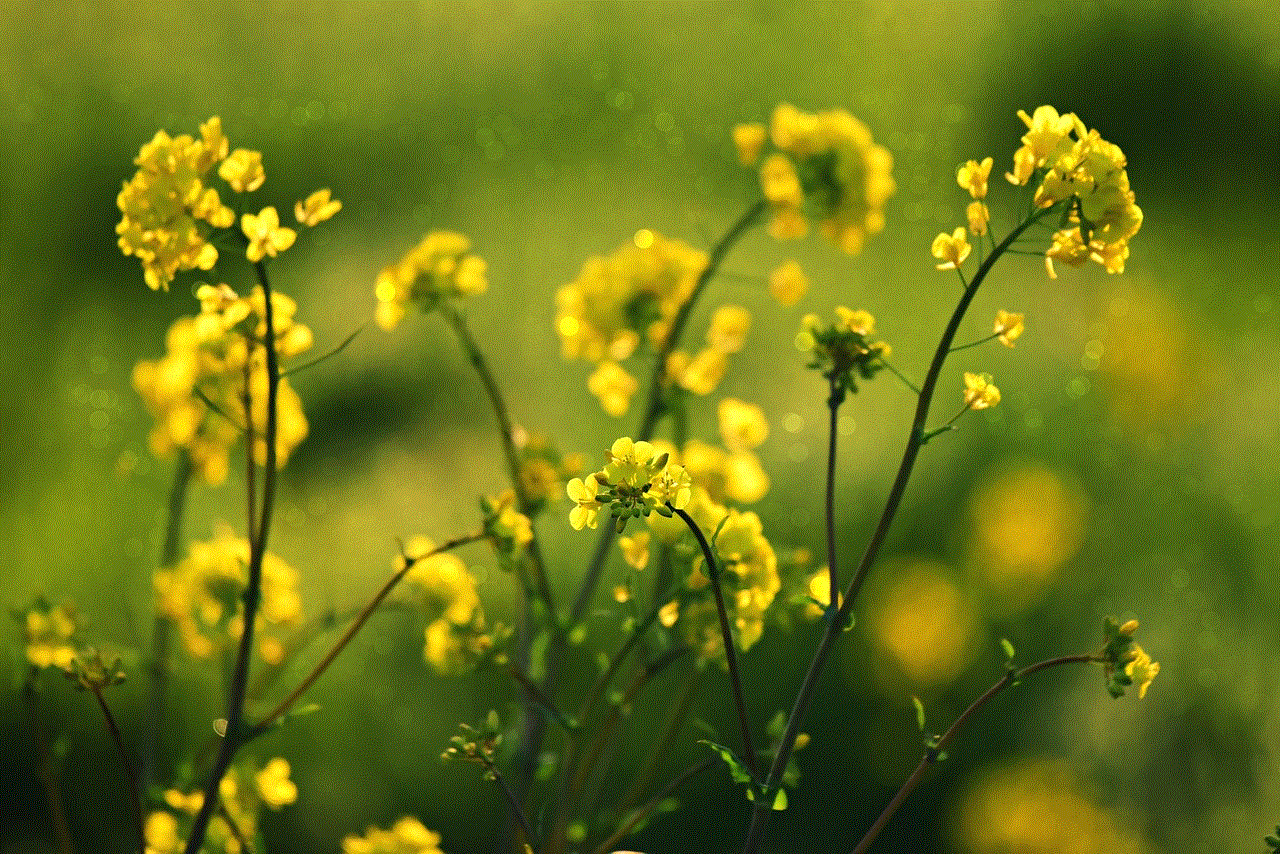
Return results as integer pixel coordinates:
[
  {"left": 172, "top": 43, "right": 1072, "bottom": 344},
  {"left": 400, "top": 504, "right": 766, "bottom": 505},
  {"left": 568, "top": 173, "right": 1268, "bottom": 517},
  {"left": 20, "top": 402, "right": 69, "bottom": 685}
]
[
  {"left": 481, "top": 491, "right": 534, "bottom": 572},
  {"left": 515, "top": 435, "right": 584, "bottom": 513},
  {"left": 565, "top": 437, "right": 692, "bottom": 533},
  {"left": 145, "top": 757, "right": 297, "bottom": 854},
  {"left": 343, "top": 817, "right": 445, "bottom": 854},
  {"left": 795, "top": 307, "right": 890, "bottom": 395},
  {"left": 735, "top": 104, "right": 896, "bottom": 253},
  {"left": 1007, "top": 106, "right": 1143, "bottom": 278},
  {"left": 153, "top": 527, "right": 304, "bottom": 665},
  {"left": 962, "top": 372, "right": 1001, "bottom": 411},
  {"left": 1100, "top": 616, "right": 1159, "bottom": 699},
  {"left": 19, "top": 599, "right": 81, "bottom": 671},
  {"left": 397, "top": 537, "right": 503, "bottom": 675},
  {"left": 132, "top": 285, "right": 312, "bottom": 483},
  {"left": 374, "top": 231, "right": 489, "bottom": 330}
]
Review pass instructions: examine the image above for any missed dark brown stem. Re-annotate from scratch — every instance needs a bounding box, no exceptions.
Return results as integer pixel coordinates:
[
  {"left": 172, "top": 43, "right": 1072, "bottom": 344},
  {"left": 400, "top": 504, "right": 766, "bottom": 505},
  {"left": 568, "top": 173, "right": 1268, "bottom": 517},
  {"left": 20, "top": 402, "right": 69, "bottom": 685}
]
[
  {"left": 850, "top": 654, "right": 1096, "bottom": 854},
  {"left": 740, "top": 206, "right": 1057, "bottom": 854},
  {"left": 91, "top": 686, "right": 145, "bottom": 854},
  {"left": 825, "top": 375, "right": 843, "bottom": 608}
]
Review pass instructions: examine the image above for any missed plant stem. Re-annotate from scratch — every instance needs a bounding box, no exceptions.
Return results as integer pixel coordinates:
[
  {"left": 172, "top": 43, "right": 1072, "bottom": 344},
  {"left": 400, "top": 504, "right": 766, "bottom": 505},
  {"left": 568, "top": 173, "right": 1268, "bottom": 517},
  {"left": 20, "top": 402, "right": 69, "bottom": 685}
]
[
  {"left": 850, "top": 653, "right": 1096, "bottom": 854},
  {"left": 825, "top": 376, "right": 843, "bottom": 608},
  {"left": 250, "top": 531, "right": 487, "bottom": 736},
  {"left": 672, "top": 506, "right": 757, "bottom": 779},
  {"left": 24, "top": 676, "right": 74, "bottom": 854},
  {"left": 90, "top": 686, "right": 145, "bottom": 854},
  {"left": 740, "top": 206, "right": 1056, "bottom": 854},
  {"left": 143, "top": 450, "right": 192, "bottom": 793},
  {"left": 587, "top": 757, "right": 713, "bottom": 854},
  {"left": 183, "top": 260, "right": 282, "bottom": 854},
  {"left": 615, "top": 670, "right": 703, "bottom": 816}
]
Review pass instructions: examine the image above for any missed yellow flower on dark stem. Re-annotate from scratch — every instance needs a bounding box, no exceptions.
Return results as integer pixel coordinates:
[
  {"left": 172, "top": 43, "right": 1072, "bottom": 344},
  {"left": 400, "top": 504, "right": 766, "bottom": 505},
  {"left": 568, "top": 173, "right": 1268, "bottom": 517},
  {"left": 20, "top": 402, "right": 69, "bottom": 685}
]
[
  {"left": 963, "top": 372, "right": 1001, "bottom": 410},
  {"left": 294, "top": 188, "right": 342, "bottom": 226},
  {"left": 1125, "top": 644, "right": 1159, "bottom": 698},
  {"left": 931, "top": 227, "right": 971, "bottom": 271},
  {"left": 993, "top": 310, "right": 1024, "bottom": 348},
  {"left": 218, "top": 148, "right": 265, "bottom": 193},
  {"left": 241, "top": 207, "right": 296, "bottom": 262},
  {"left": 957, "top": 157, "right": 993, "bottom": 199}
]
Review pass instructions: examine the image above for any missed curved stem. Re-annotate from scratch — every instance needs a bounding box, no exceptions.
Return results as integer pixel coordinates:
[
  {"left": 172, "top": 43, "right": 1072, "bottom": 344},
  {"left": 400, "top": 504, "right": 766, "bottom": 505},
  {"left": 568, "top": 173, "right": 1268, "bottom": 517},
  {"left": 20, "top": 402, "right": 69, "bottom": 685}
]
[
  {"left": 91, "top": 686, "right": 145, "bottom": 854},
  {"left": 672, "top": 506, "right": 757, "bottom": 779},
  {"left": 850, "top": 654, "right": 1096, "bottom": 854},
  {"left": 183, "top": 260, "right": 282, "bottom": 854},
  {"left": 741, "top": 206, "right": 1057, "bottom": 854},
  {"left": 250, "top": 531, "right": 487, "bottom": 735}
]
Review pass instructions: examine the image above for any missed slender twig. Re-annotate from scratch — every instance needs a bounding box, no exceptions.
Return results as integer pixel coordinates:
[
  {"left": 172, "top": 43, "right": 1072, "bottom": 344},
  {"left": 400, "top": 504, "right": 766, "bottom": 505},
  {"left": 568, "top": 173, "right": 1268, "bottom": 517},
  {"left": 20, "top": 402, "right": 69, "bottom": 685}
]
[
  {"left": 280, "top": 325, "right": 363, "bottom": 378},
  {"left": 878, "top": 359, "right": 920, "bottom": 395},
  {"left": 90, "top": 686, "right": 145, "bottom": 854},
  {"left": 850, "top": 654, "right": 1096, "bottom": 854},
  {"left": 489, "top": 764, "right": 536, "bottom": 845},
  {"left": 23, "top": 677, "right": 74, "bottom": 854},
  {"left": 243, "top": 345, "right": 259, "bottom": 552},
  {"left": 143, "top": 450, "right": 192, "bottom": 793},
  {"left": 183, "top": 259, "right": 282, "bottom": 854},
  {"left": 741, "top": 206, "right": 1058, "bottom": 854},
  {"left": 508, "top": 667, "right": 576, "bottom": 734},
  {"left": 249, "top": 531, "right": 487, "bottom": 736},
  {"left": 587, "top": 757, "right": 714, "bottom": 854},
  {"left": 948, "top": 331, "right": 1001, "bottom": 352},
  {"left": 615, "top": 670, "right": 703, "bottom": 815},
  {"left": 825, "top": 375, "right": 844, "bottom": 609},
  {"left": 217, "top": 800, "right": 252, "bottom": 854},
  {"left": 672, "top": 505, "right": 757, "bottom": 778}
]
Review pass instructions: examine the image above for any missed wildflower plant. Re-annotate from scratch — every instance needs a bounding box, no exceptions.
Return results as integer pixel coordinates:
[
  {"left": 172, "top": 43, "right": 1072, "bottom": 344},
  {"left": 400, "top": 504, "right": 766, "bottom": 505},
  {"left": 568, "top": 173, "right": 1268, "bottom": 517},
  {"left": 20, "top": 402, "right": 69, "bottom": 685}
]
[{"left": 21, "top": 101, "right": 1161, "bottom": 854}]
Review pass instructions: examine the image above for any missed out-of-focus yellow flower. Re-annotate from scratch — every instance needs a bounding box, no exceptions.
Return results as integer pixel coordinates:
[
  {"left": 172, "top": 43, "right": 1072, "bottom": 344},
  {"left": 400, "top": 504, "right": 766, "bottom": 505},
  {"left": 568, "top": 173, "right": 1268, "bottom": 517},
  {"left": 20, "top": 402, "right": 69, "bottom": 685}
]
[
  {"left": 619, "top": 531, "right": 651, "bottom": 570},
  {"left": 587, "top": 361, "right": 638, "bottom": 417},
  {"left": 399, "top": 537, "right": 494, "bottom": 675},
  {"left": 21, "top": 601, "right": 80, "bottom": 671},
  {"left": 658, "top": 600, "right": 680, "bottom": 627},
  {"left": 242, "top": 207, "right": 297, "bottom": 263},
  {"left": 718, "top": 398, "right": 769, "bottom": 452},
  {"left": 567, "top": 476, "right": 603, "bottom": 531},
  {"left": 966, "top": 200, "right": 990, "bottom": 236},
  {"left": 681, "top": 508, "right": 779, "bottom": 661},
  {"left": 254, "top": 757, "right": 297, "bottom": 809},
  {"left": 218, "top": 148, "right": 266, "bottom": 193},
  {"left": 733, "top": 122, "right": 767, "bottom": 166},
  {"left": 145, "top": 811, "right": 182, "bottom": 854},
  {"left": 803, "top": 567, "right": 840, "bottom": 619},
  {"left": 932, "top": 227, "right": 971, "bottom": 271},
  {"left": 867, "top": 561, "right": 977, "bottom": 686},
  {"left": 1125, "top": 644, "right": 1159, "bottom": 698},
  {"left": 676, "top": 346, "right": 728, "bottom": 396},
  {"left": 993, "top": 310, "right": 1024, "bottom": 347},
  {"left": 343, "top": 816, "right": 445, "bottom": 854},
  {"left": 834, "top": 306, "right": 875, "bottom": 336},
  {"left": 962, "top": 372, "right": 1000, "bottom": 410},
  {"left": 375, "top": 231, "right": 488, "bottom": 329},
  {"left": 706, "top": 305, "right": 751, "bottom": 354},
  {"left": 957, "top": 157, "right": 993, "bottom": 199},
  {"left": 294, "top": 188, "right": 342, "bottom": 226},
  {"left": 768, "top": 260, "right": 809, "bottom": 307}
]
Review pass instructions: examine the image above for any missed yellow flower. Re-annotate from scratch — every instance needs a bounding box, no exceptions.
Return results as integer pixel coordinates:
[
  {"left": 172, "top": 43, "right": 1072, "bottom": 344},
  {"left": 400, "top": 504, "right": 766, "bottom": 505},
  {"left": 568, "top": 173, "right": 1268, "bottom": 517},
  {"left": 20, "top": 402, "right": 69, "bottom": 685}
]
[
  {"left": 957, "top": 157, "right": 993, "bottom": 199},
  {"left": 732, "top": 122, "right": 767, "bottom": 166},
  {"left": 768, "top": 260, "right": 809, "bottom": 307},
  {"left": 658, "top": 600, "right": 680, "bottom": 628},
  {"left": 962, "top": 372, "right": 1001, "bottom": 410},
  {"left": 255, "top": 758, "right": 298, "bottom": 809},
  {"left": 650, "top": 463, "right": 693, "bottom": 510},
  {"left": 294, "top": 188, "right": 342, "bottom": 226},
  {"left": 145, "top": 811, "right": 182, "bottom": 854},
  {"left": 22, "top": 602, "right": 80, "bottom": 671},
  {"left": 343, "top": 817, "right": 444, "bottom": 854},
  {"left": 966, "top": 200, "right": 990, "bottom": 236},
  {"left": 375, "top": 231, "right": 489, "bottom": 328},
  {"left": 677, "top": 347, "right": 728, "bottom": 396},
  {"left": 619, "top": 531, "right": 651, "bottom": 569},
  {"left": 993, "top": 310, "right": 1024, "bottom": 347},
  {"left": 706, "top": 305, "right": 751, "bottom": 354},
  {"left": 931, "top": 227, "right": 971, "bottom": 271},
  {"left": 567, "top": 476, "right": 602, "bottom": 530},
  {"left": 723, "top": 451, "right": 770, "bottom": 504},
  {"left": 587, "top": 361, "right": 638, "bottom": 417},
  {"left": 218, "top": 148, "right": 265, "bottom": 193},
  {"left": 718, "top": 398, "right": 769, "bottom": 452},
  {"left": 241, "top": 207, "right": 297, "bottom": 263},
  {"left": 1125, "top": 644, "right": 1159, "bottom": 698},
  {"left": 834, "top": 306, "right": 875, "bottom": 336}
]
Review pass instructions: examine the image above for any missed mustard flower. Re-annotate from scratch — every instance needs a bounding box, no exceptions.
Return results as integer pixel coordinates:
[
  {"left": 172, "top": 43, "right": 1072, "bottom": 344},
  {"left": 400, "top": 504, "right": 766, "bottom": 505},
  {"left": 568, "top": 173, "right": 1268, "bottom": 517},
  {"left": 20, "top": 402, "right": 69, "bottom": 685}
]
[
  {"left": 768, "top": 259, "right": 809, "bottom": 307},
  {"left": 993, "top": 310, "right": 1025, "bottom": 347},
  {"left": 254, "top": 758, "right": 298, "bottom": 809},
  {"left": 375, "top": 231, "right": 489, "bottom": 328},
  {"left": 619, "top": 531, "right": 651, "bottom": 570},
  {"left": 966, "top": 200, "right": 990, "bottom": 236},
  {"left": 706, "top": 304, "right": 751, "bottom": 354},
  {"left": 1125, "top": 645, "right": 1160, "bottom": 698},
  {"left": 21, "top": 601, "right": 81, "bottom": 671},
  {"left": 294, "top": 188, "right": 342, "bottom": 226},
  {"left": 932, "top": 227, "right": 971, "bottom": 271},
  {"left": 218, "top": 148, "right": 265, "bottom": 193},
  {"left": 718, "top": 398, "right": 769, "bottom": 452},
  {"left": 343, "top": 817, "right": 445, "bottom": 854},
  {"left": 962, "top": 372, "right": 1001, "bottom": 410},
  {"left": 566, "top": 476, "right": 603, "bottom": 530},
  {"left": 724, "top": 451, "right": 770, "bottom": 505},
  {"left": 796, "top": 308, "right": 890, "bottom": 395},
  {"left": 957, "top": 157, "right": 993, "bottom": 199},
  {"left": 673, "top": 346, "right": 729, "bottom": 396},
  {"left": 733, "top": 122, "right": 767, "bottom": 166},
  {"left": 587, "top": 361, "right": 638, "bottom": 417},
  {"left": 242, "top": 206, "right": 297, "bottom": 262}
]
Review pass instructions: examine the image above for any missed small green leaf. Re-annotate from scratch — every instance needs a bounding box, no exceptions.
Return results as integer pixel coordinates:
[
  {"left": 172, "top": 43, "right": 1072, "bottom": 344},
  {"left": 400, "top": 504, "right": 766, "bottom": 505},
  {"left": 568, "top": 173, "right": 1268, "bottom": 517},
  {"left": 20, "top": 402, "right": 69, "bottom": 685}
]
[
  {"left": 1000, "top": 638, "right": 1016, "bottom": 661},
  {"left": 771, "top": 788, "right": 788, "bottom": 810},
  {"left": 912, "top": 696, "right": 926, "bottom": 733},
  {"left": 699, "top": 739, "right": 752, "bottom": 785}
]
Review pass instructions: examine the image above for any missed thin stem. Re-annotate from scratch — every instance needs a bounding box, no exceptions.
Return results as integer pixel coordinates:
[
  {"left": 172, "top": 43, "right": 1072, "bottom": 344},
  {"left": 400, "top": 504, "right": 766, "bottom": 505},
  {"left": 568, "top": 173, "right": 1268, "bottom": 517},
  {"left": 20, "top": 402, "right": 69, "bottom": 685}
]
[
  {"left": 183, "top": 259, "right": 282, "bottom": 854},
  {"left": 850, "top": 654, "right": 1096, "bottom": 854},
  {"left": 923, "top": 403, "right": 973, "bottom": 442},
  {"left": 878, "top": 359, "right": 920, "bottom": 395},
  {"left": 672, "top": 505, "right": 757, "bottom": 779},
  {"left": 740, "top": 206, "right": 1058, "bottom": 854},
  {"left": 616, "top": 671, "right": 703, "bottom": 815},
  {"left": 825, "top": 376, "right": 843, "bottom": 609},
  {"left": 508, "top": 667, "right": 576, "bottom": 734},
  {"left": 218, "top": 801, "right": 252, "bottom": 853},
  {"left": 587, "top": 757, "right": 714, "bottom": 854},
  {"left": 91, "top": 686, "right": 145, "bottom": 854},
  {"left": 250, "top": 531, "right": 487, "bottom": 736},
  {"left": 243, "top": 344, "right": 259, "bottom": 551},
  {"left": 948, "top": 332, "right": 1000, "bottom": 353},
  {"left": 24, "top": 677, "right": 74, "bottom": 854},
  {"left": 143, "top": 450, "right": 192, "bottom": 793},
  {"left": 490, "top": 765, "right": 536, "bottom": 846},
  {"left": 280, "top": 324, "right": 363, "bottom": 378},
  {"left": 575, "top": 588, "right": 674, "bottom": 730}
]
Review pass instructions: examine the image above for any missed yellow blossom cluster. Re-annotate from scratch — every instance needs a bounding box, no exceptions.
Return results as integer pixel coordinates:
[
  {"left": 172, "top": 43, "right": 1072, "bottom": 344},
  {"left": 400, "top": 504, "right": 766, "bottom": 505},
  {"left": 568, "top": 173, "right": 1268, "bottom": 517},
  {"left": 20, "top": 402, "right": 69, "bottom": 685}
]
[
  {"left": 20, "top": 600, "right": 81, "bottom": 670},
  {"left": 132, "top": 285, "right": 312, "bottom": 484},
  {"left": 734, "top": 104, "right": 896, "bottom": 254},
  {"left": 343, "top": 817, "right": 446, "bottom": 854},
  {"left": 515, "top": 435, "right": 585, "bottom": 512},
  {"left": 145, "top": 758, "right": 297, "bottom": 854},
  {"left": 796, "top": 307, "right": 891, "bottom": 395},
  {"left": 957, "top": 157, "right": 993, "bottom": 236},
  {"left": 962, "top": 372, "right": 1001, "bottom": 410},
  {"left": 153, "top": 527, "right": 304, "bottom": 665},
  {"left": 375, "top": 231, "right": 489, "bottom": 330},
  {"left": 398, "top": 537, "right": 497, "bottom": 675},
  {"left": 661, "top": 303, "right": 753, "bottom": 404},
  {"left": 1007, "top": 106, "right": 1143, "bottom": 278},
  {"left": 566, "top": 437, "right": 693, "bottom": 532}
]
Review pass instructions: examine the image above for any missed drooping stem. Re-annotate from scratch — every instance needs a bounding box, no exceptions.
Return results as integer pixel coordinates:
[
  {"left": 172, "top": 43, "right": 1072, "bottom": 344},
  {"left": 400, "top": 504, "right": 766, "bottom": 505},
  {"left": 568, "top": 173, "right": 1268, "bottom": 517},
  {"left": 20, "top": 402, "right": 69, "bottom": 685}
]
[
  {"left": 183, "top": 260, "right": 282, "bottom": 854},
  {"left": 672, "top": 506, "right": 757, "bottom": 779},
  {"left": 741, "top": 207, "right": 1057, "bottom": 854},
  {"left": 143, "top": 450, "right": 192, "bottom": 793},
  {"left": 850, "top": 654, "right": 1096, "bottom": 854},
  {"left": 91, "top": 686, "right": 145, "bottom": 854},
  {"left": 250, "top": 531, "right": 487, "bottom": 736}
]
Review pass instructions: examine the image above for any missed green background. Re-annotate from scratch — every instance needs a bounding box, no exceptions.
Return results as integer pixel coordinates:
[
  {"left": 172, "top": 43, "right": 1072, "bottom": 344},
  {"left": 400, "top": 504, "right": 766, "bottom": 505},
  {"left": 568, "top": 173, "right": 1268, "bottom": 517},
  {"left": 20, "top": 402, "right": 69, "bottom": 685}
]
[{"left": 2, "top": 1, "right": 1278, "bottom": 852}]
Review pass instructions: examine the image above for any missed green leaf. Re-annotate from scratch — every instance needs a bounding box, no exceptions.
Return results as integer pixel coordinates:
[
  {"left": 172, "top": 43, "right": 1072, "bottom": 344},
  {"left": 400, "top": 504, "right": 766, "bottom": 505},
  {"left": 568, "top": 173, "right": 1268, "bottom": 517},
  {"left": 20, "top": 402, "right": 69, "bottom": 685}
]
[
  {"left": 1000, "top": 638, "right": 1016, "bottom": 661},
  {"left": 912, "top": 696, "right": 926, "bottom": 733},
  {"left": 699, "top": 739, "right": 751, "bottom": 785}
]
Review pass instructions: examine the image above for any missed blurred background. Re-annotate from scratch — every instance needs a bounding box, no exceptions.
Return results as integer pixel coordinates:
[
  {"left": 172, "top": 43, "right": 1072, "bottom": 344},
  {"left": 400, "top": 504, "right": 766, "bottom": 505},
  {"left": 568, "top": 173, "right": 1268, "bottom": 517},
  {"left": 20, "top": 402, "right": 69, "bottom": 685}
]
[{"left": 2, "top": 1, "right": 1278, "bottom": 852}]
